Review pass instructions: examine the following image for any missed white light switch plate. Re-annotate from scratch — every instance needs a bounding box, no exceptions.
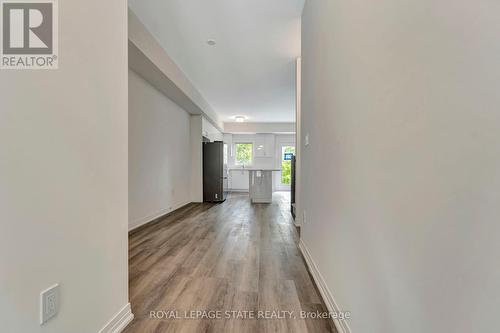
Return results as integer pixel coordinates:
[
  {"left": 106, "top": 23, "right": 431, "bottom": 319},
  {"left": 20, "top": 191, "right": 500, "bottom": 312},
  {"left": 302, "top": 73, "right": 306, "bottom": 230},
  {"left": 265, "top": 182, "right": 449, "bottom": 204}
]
[
  {"left": 40, "top": 284, "right": 59, "bottom": 325},
  {"left": 305, "top": 134, "right": 310, "bottom": 146}
]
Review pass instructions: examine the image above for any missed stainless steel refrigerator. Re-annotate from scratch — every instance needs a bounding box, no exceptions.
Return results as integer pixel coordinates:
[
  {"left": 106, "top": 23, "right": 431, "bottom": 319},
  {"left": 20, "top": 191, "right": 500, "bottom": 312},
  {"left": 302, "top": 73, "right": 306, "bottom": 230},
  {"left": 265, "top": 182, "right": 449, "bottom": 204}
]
[{"left": 203, "top": 141, "right": 228, "bottom": 202}]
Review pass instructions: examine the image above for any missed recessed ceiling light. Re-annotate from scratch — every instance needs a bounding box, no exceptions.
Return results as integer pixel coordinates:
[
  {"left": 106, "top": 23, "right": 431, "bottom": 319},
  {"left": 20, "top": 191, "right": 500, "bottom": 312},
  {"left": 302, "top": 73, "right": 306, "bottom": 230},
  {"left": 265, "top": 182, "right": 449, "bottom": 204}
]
[
  {"left": 207, "top": 39, "right": 217, "bottom": 46},
  {"left": 234, "top": 116, "right": 246, "bottom": 123}
]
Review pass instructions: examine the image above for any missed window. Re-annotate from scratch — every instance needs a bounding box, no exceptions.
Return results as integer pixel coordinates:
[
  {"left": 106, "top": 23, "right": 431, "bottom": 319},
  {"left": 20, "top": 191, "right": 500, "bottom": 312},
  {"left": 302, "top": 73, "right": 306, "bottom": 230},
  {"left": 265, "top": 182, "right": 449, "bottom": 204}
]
[
  {"left": 281, "top": 146, "right": 295, "bottom": 185},
  {"left": 235, "top": 143, "right": 253, "bottom": 166}
]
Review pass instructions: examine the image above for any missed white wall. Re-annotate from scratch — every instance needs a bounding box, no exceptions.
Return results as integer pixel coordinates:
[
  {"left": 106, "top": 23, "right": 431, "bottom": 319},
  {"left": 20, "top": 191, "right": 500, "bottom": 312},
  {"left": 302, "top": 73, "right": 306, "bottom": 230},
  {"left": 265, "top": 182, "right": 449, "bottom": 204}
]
[
  {"left": 223, "top": 122, "right": 296, "bottom": 134},
  {"left": 301, "top": 1, "right": 500, "bottom": 333},
  {"left": 190, "top": 115, "right": 203, "bottom": 202},
  {"left": 0, "top": 1, "right": 129, "bottom": 332},
  {"left": 129, "top": 69, "right": 192, "bottom": 230},
  {"left": 202, "top": 116, "right": 223, "bottom": 142},
  {"left": 226, "top": 134, "right": 295, "bottom": 191},
  {"left": 128, "top": 9, "right": 224, "bottom": 130}
]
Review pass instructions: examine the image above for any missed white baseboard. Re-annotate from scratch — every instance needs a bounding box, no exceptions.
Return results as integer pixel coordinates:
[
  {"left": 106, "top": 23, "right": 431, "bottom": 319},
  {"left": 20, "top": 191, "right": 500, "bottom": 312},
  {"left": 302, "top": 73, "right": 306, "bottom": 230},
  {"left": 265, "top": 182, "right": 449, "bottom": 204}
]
[
  {"left": 299, "top": 239, "right": 352, "bottom": 333},
  {"left": 228, "top": 189, "right": 249, "bottom": 193},
  {"left": 98, "top": 303, "right": 134, "bottom": 333},
  {"left": 129, "top": 201, "right": 191, "bottom": 232}
]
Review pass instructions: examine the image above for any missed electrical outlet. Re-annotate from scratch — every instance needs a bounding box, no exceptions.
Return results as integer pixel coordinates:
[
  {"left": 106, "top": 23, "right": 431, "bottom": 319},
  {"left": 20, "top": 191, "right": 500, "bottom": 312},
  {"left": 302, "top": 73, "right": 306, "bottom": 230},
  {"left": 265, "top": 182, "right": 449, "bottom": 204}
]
[{"left": 40, "top": 284, "right": 59, "bottom": 325}]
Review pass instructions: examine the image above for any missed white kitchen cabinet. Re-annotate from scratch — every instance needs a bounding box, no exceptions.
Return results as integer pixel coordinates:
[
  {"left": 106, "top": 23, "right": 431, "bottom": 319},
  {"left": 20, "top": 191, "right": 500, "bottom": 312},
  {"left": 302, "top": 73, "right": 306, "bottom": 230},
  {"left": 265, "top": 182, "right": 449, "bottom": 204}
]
[
  {"left": 248, "top": 169, "right": 280, "bottom": 203},
  {"left": 265, "top": 134, "right": 274, "bottom": 157},
  {"left": 255, "top": 136, "right": 266, "bottom": 157},
  {"left": 255, "top": 134, "right": 275, "bottom": 158}
]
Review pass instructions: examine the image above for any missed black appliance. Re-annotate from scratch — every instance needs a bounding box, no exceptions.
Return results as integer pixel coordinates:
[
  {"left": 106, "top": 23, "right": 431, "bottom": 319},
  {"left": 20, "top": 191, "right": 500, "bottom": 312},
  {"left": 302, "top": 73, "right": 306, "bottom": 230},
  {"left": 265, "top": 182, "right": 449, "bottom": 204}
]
[{"left": 203, "top": 141, "right": 228, "bottom": 202}]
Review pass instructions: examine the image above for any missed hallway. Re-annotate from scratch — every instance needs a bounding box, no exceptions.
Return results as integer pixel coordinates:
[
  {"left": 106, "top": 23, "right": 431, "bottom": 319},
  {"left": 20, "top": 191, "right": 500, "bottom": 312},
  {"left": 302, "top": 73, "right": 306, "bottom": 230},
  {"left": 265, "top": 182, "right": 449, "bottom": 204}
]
[{"left": 124, "top": 192, "right": 335, "bottom": 333}]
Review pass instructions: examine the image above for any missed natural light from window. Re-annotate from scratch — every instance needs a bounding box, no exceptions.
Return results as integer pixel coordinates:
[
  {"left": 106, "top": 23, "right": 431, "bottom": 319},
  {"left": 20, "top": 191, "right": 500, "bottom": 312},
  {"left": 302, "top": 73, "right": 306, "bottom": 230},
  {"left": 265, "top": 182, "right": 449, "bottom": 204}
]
[
  {"left": 281, "top": 146, "right": 295, "bottom": 185},
  {"left": 235, "top": 143, "right": 253, "bottom": 166}
]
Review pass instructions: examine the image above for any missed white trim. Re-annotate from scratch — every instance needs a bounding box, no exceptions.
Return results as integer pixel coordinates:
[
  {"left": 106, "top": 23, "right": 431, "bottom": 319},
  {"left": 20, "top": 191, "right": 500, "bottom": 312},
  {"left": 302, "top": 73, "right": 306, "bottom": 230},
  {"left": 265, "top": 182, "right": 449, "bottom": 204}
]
[
  {"left": 228, "top": 189, "right": 249, "bottom": 193},
  {"left": 294, "top": 57, "right": 302, "bottom": 227},
  {"left": 98, "top": 303, "right": 134, "bottom": 333},
  {"left": 299, "top": 239, "right": 352, "bottom": 333},
  {"left": 129, "top": 201, "right": 191, "bottom": 232}
]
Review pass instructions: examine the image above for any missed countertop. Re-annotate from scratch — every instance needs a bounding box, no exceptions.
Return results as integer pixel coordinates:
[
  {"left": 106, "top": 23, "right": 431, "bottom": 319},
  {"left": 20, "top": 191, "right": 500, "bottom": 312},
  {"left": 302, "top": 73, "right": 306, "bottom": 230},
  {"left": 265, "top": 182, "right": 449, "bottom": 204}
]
[{"left": 228, "top": 168, "right": 281, "bottom": 172}]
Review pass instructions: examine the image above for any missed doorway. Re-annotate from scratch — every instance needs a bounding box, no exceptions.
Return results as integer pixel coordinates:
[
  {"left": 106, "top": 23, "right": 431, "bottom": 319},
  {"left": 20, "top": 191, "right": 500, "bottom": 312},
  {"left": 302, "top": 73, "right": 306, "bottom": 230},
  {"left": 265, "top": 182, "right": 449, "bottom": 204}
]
[{"left": 276, "top": 143, "right": 295, "bottom": 191}]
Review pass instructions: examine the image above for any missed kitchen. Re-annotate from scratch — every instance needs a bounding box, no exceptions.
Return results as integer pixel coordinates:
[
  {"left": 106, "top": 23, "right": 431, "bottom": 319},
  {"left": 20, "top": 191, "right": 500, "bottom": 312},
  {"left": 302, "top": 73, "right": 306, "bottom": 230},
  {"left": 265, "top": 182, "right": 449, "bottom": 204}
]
[{"left": 202, "top": 130, "right": 295, "bottom": 203}]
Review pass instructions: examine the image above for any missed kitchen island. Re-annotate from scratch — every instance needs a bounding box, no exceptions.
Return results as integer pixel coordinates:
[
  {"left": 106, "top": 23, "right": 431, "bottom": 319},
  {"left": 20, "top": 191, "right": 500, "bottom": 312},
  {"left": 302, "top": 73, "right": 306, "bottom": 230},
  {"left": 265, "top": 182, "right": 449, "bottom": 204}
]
[{"left": 228, "top": 168, "right": 281, "bottom": 203}]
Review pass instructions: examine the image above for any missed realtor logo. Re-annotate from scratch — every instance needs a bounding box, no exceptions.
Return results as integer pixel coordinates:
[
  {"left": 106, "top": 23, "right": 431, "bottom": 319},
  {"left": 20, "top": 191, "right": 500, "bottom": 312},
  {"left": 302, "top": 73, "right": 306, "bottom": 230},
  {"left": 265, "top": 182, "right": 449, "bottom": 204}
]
[{"left": 1, "top": 0, "right": 58, "bottom": 69}]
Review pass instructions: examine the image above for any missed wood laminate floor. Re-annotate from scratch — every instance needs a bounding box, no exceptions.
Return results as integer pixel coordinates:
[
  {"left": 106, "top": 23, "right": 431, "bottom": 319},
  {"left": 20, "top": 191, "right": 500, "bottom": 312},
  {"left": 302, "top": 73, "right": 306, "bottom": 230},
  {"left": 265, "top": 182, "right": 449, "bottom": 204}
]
[{"left": 124, "top": 192, "right": 335, "bottom": 333}]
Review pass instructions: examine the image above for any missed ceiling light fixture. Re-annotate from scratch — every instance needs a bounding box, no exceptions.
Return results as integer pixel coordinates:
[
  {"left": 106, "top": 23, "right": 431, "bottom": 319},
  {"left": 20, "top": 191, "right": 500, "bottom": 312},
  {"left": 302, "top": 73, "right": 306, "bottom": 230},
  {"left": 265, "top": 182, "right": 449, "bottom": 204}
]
[
  {"left": 207, "top": 39, "right": 217, "bottom": 46},
  {"left": 234, "top": 116, "right": 246, "bottom": 123}
]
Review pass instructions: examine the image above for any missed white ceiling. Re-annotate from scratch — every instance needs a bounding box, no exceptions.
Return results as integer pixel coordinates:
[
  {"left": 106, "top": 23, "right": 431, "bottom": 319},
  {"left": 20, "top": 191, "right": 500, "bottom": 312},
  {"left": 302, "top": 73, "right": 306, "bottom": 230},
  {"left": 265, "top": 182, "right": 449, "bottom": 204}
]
[{"left": 128, "top": 0, "right": 303, "bottom": 123}]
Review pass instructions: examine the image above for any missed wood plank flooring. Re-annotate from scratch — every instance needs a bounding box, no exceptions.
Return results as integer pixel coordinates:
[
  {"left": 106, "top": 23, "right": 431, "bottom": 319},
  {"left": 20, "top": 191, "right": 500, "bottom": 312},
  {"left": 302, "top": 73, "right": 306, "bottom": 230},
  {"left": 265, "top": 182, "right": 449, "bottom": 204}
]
[{"left": 124, "top": 192, "right": 335, "bottom": 333}]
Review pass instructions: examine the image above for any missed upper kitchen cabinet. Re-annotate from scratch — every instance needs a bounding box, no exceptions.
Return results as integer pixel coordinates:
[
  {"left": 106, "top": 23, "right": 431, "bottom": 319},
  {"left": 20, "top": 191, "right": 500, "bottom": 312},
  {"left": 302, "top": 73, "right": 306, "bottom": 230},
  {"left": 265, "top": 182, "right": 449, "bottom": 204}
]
[{"left": 255, "top": 134, "right": 275, "bottom": 158}]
